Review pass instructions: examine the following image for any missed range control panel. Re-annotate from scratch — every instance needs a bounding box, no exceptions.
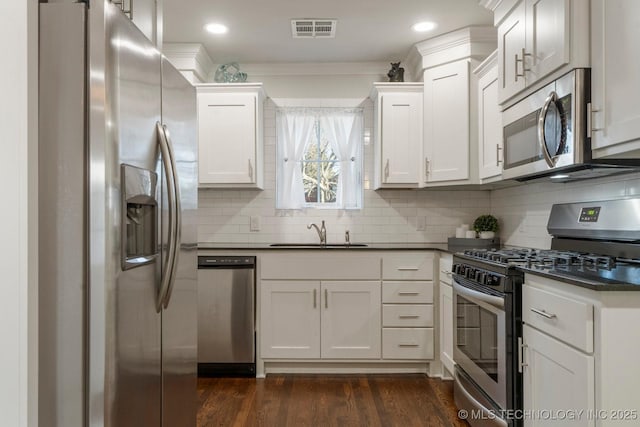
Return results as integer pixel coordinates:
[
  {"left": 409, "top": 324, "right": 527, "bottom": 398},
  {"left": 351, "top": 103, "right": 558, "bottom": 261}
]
[{"left": 579, "top": 206, "right": 601, "bottom": 223}]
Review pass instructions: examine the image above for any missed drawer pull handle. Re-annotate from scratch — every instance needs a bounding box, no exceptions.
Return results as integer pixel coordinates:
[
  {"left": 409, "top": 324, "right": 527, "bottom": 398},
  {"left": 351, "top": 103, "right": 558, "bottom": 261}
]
[
  {"left": 530, "top": 308, "right": 557, "bottom": 319},
  {"left": 313, "top": 289, "right": 317, "bottom": 309},
  {"left": 440, "top": 270, "right": 452, "bottom": 276},
  {"left": 398, "top": 315, "right": 420, "bottom": 319},
  {"left": 397, "top": 267, "right": 419, "bottom": 271},
  {"left": 398, "top": 343, "right": 419, "bottom": 348},
  {"left": 398, "top": 292, "right": 420, "bottom": 296}
]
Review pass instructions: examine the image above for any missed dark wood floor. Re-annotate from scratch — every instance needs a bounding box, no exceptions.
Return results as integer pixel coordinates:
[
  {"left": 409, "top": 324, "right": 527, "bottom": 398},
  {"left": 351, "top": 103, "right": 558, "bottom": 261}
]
[{"left": 198, "top": 374, "right": 468, "bottom": 427}]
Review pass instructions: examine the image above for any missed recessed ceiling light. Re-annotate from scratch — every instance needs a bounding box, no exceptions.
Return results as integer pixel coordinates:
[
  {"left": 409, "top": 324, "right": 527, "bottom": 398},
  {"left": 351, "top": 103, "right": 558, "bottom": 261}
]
[
  {"left": 412, "top": 21, "right": 437, "bottom": 33},
  {"left": 204, "top": 23, "right": 228, "bottom": 35}
]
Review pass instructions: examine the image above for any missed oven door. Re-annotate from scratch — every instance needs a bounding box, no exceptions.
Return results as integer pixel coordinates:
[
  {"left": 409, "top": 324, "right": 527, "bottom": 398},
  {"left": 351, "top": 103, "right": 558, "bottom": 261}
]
[{"left": 453, "top": 279, "right": 507, "bottom": 410}]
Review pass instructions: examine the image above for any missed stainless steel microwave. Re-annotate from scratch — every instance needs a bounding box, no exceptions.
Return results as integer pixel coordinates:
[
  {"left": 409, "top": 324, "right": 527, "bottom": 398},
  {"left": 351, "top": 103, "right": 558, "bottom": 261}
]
[{"left": 501, "top": 69, "right": 639, "bottom": 182}]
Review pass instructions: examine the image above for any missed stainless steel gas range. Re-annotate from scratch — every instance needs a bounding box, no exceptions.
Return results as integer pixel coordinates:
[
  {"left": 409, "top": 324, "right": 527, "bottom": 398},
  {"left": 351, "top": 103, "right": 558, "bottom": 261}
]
[{"left": 452, "top": 197, "right": 640, "bottom": 427}]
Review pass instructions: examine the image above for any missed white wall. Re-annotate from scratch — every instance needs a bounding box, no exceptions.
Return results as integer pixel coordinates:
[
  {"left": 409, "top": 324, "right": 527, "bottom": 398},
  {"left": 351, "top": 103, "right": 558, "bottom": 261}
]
[
  {"left": 198, "top": 98, "right": 492, "bottom": 244},
  {"left": 0, "top": 1, "right": 38, "bottom": 426},
  {"left": 491, "top": 172, "right": 640, "bottom": 249}
]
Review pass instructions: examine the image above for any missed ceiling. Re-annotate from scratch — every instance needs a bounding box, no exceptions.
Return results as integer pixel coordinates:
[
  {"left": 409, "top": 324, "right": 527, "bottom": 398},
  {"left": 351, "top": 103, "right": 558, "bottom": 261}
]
[{"left": 162, "top": 0, "right": 493, "bottom": 64}]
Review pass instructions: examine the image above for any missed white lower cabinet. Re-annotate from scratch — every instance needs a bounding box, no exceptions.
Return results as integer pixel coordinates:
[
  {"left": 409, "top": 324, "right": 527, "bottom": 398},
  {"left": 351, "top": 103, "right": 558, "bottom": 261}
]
[
  {"left": 521, "top": 274, "right": 640, "bottom": 427},
  {"left": 260, "top": 281, "right": 320, "bottom": 359},
  {"left": 522, "top": 324, "right": 595, "bottom": 427},
  {"left": 439, "top": 281, "right": 454, "bottom": 374},
  {"left": 321, "top": 281, "right": 381, "bottom": 359},
  {"left": 260, "top": 280, "right": 381, "bottom": 360},
  {"left": 382, "top": 328, "right": 434, "bottom": 360},
  {"left": 439, "top": 254, "right": 455, "bottom": 375},
  {"left": 381, "top": 253, "right": 435, "bottom": 361},
  {"left": 259, "top": 251, "right": 438, "bottom": 373}
]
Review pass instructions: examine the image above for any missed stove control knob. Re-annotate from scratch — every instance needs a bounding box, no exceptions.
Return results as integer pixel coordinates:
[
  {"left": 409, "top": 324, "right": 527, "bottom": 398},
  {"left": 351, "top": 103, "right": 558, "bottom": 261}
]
[
  {"left": 486, "top": 274, "right": 500, "bottom": 287},
  {"left": 466, "top": 268, "right": 476, "bottom": 279},
  {"left": 452, "top": 264, "right": 461, "bottom": 275},
  {"left": 476, "top": 271, "right": 486, "bottom": 283}
]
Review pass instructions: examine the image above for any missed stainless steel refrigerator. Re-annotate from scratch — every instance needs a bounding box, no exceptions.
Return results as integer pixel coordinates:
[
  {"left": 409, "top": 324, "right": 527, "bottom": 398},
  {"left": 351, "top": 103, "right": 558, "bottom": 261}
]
[{"left": 38, "top": 2, "right": 197, "bottom": 426}]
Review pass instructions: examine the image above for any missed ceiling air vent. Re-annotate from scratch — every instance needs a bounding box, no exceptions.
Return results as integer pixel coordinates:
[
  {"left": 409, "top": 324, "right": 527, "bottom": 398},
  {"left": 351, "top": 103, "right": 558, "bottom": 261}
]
[{"left": 291, "top": 19, "right": 337, "bottom": 38}]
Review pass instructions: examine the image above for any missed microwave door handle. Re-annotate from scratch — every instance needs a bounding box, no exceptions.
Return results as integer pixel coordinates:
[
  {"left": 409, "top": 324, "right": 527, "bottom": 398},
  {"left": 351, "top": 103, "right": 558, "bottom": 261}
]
[
  {"left": 155, "top": 122, "right": 178, "bottom": 312},
  {"left": 162, "top": 124, "right": 182, "bottom": 309},
  {"left": 538, "top": 91, "right": 558, "bottom": 168}
]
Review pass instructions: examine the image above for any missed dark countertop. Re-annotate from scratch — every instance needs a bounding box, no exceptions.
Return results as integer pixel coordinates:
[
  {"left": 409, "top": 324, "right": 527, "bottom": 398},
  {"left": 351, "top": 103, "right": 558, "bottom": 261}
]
[
  {"left": 198, "top": 242, "right": 452, "bottom": 252},
  {"left": 519, "top": 266, "right": 640, "bottom": 292}
]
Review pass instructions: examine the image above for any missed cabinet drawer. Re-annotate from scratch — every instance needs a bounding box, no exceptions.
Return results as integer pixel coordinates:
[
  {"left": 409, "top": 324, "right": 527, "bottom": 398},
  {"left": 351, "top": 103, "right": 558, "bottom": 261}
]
[
  {"left": 522, "top": 284, "right": 593, "bottom": 353},
  {"left": 383, "top": 253, "right": 434, "bottom": 280},
  {"left": 439, "top": 254, "right": 453, "bottom": 285},
  {"left": 383, "top": 304, "right": 433, "bottom": 327},
  {"left": 382, "top": 281, "right": 433, "bottom": 304},
  {"left": 382, "top": 328, "right": 434, "bottom": 360},
  {"left": 261, "top": 253, "right": 381, "bottom": 280}
]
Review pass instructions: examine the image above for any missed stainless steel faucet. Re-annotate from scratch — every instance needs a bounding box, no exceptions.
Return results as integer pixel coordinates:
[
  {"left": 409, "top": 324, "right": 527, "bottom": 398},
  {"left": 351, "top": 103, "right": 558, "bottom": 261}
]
[{"left": 307, "top": 220, "right": 327, "bottom": 245}]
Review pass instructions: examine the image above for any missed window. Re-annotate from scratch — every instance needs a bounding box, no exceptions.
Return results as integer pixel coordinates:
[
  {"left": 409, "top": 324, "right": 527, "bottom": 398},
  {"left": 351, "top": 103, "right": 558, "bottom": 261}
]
[{"left": 276, "top": 108, "right": 363, "bottom": 210}]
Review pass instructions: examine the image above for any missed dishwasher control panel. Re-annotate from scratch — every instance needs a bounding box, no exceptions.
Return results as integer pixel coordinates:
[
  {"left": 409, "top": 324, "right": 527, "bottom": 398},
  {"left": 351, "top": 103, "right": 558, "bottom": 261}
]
[{"left": 198, "top": 256, "right": 255, "bottom": 268}]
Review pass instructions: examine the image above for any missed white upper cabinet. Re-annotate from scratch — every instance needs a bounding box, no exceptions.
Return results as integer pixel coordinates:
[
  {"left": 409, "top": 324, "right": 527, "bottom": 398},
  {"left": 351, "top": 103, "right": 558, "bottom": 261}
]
[
  {"left": 496, "top": 0, "right": 588, "bottom": 106},
  {"left": 591, "top": 0, "right": 640, "bottom": 158},
  {"left": 415, "top": 26, "right": 496, "bottom": 188},
  {"left": 196, "top": 83, "right": 264, "bottom": 188},
  {"left": 423, "top": 60, "right": 473, "bottom": 184},
  {"left": 370, "top": 83, "right": 423, "bottom": 189},
  {"left": 474, "top": 51, "right": 503, "bottom": 181},
  {"left": 498, "top": 1, "right": 527, "bottom": 102},
  {"left": 525, "top": 0, "right": 570, "bottom": 80}
]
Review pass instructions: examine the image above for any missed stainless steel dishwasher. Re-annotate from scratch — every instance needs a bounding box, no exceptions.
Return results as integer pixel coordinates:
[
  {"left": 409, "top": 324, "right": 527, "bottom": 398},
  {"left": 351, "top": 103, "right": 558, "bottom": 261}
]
[{"left": 197, "top": 256, "right": 255, "bottom": 376}]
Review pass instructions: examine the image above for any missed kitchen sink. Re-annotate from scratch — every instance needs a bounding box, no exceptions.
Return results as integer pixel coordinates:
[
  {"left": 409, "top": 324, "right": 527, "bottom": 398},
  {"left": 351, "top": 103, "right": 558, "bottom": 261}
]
[{"left": 269, "top": 243, "right": 368, "bottom": 248}]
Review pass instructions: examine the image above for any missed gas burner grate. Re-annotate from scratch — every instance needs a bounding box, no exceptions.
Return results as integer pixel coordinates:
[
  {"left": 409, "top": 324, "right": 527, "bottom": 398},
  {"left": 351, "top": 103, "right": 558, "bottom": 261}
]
[{"left": 463, "top": 248, "right": 619, "bottom": 270}]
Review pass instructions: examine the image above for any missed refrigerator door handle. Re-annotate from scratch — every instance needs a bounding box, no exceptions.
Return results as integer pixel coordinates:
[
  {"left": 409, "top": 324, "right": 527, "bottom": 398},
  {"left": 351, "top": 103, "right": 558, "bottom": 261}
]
[
  {"left": 162, "top": 124, "right": 182, "bottom": 309},
  {"left": 156, "top": 122, "right": 178, "bottom": 312}
]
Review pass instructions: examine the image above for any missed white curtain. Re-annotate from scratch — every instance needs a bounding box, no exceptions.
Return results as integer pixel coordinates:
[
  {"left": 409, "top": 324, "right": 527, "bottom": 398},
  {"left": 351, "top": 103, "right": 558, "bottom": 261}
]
[
  {"left": 276, "top": 109, "right": 316, "bottom": 209},
  {"left": 320, "top": 110, "right": 363, "bottom": 209}
]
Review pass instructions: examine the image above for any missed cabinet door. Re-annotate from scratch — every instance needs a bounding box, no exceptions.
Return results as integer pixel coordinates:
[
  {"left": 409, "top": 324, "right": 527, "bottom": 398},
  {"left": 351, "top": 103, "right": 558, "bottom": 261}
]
[
  {"left": 423, "top": 60, "right": 470, "bottom": 183},
  {"left": 321, "top": 281, "right": 381, "bottom": 359},
  {"left": 523, "top": 325, "right": 595, "bottom": 427},
  {"left": 526, "top": 0, "right": 570, "bottom": 82},
  {"left": 498, "top": 1, "right": 527, "bottom": 103},
  {"left": 591, "top": 0, "right": 640, "bottom": 155},
  {"left": 380, "top": 92, "right": 422, "bottom": 185},
  {"left": 478, "top": 64, "right": 502, "bottom": 180},
  {"left": 260, "top": 281, "right": 320, "bottom": 359},
  {"left": 439, "top": 282, "right": 455, "bottom": 374},
  {"left": 198, "top": 92, "right": 256, "bottom": 184}
]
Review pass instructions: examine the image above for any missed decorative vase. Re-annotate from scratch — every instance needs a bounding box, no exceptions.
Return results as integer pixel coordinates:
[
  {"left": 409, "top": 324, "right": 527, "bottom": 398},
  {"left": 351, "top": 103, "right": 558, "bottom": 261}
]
[{"left": 479, "top": 231, "right": 495, "bottom": 239}]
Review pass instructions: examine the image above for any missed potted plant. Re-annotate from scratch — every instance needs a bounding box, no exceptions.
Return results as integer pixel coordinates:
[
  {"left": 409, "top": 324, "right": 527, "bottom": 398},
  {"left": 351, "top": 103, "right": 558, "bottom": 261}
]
[{"left": 473, "top": 214, "right": 499, "bottom": 239}]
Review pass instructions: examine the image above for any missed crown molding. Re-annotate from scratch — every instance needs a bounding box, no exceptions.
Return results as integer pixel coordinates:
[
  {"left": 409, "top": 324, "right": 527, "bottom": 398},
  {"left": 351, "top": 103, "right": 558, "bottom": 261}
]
[
  {"left": 477, "top": 0, "right": 503, "bottom": 12},
  {"left": 413, "top": 26, "right": 497, "bottom": 71},
  {"left": 162, "top": 43, "right": 214, "bottom": 83},
  {"left": 472, "top": 49, "right": 498, "bottom": 78}
]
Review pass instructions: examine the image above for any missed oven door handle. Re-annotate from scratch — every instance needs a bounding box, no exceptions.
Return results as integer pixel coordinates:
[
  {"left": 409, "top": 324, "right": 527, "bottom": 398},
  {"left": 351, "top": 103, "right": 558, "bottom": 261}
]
[{"left": 453, "top": 281, "right": 504, "bottom": 310}]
